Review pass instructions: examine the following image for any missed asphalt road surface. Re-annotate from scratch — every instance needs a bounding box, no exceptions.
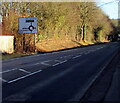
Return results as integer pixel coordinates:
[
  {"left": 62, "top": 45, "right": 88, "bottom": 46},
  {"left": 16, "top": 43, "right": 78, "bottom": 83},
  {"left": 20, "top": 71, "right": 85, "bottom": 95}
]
[{"left": 1, "top": 42, "right": 120, "bottom": 102}]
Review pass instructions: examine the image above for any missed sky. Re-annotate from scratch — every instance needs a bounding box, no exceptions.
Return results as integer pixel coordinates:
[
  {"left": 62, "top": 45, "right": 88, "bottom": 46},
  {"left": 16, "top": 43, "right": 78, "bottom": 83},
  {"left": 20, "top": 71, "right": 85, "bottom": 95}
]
[
  {"left": 0, "top": 0, "right": 119, "bottom": 22},
  {"left": 96, "top": 0, "right": 119, "bottom": 19}
]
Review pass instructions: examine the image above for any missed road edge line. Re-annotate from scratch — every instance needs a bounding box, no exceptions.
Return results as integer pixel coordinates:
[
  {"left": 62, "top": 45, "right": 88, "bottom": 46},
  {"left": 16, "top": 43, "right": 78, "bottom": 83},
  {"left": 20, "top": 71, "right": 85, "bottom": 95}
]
[{"left": 69, "top": 47, "right": 120, "bottom": 102}]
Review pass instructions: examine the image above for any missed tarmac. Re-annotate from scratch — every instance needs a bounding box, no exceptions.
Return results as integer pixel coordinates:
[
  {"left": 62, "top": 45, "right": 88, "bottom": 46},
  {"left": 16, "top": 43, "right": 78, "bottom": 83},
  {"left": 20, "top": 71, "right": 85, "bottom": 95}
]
[
  {"left": 104, "top": 59, "right": 120, "bottom": 102},
  {"left": 80, "top": 46, "right": 120, "bottom": 103}
]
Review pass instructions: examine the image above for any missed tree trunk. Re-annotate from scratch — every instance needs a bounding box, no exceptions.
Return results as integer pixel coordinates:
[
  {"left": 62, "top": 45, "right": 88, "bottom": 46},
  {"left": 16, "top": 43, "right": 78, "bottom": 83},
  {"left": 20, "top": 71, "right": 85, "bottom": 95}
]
[
  {"left": 82, "top": 24, "right": 86, "bottom": 42},
  {"left": 82, "top": 25, "right": 85, "bottom": 41}
]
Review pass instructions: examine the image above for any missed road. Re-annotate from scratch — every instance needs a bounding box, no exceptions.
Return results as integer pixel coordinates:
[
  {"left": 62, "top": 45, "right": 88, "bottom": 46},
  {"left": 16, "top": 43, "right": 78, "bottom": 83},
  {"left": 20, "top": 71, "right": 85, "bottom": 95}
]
[{"left": 1, "top": 42, "right": 120, "bottom": 102}]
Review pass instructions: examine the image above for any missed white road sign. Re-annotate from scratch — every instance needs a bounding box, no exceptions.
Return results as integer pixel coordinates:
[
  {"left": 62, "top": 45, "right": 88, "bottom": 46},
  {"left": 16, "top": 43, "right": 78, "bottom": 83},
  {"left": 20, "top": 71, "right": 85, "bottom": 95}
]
[{"left": 18, "top": 17, "right": 38, "bottom": 34}]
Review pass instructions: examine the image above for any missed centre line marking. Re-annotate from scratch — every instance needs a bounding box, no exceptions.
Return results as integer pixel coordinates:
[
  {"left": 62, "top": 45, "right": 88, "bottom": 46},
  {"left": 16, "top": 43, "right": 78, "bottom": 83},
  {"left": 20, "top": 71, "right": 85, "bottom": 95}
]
[
  {"left": 40, "top": 60, "right": 51, "bottom": 66},
  {"left": 41, "top": 62, "right": 51, "bottom": 66},
  {"left": 53, "top": 60, "right": 67, "bottom": 66},
  {"left": 55, "top": 60, "right": 61, "bottom": 62},
  {"left": 8, "top": 70, "right": 42, "bottom": 84},
  {"left": 19, "top": 69, "right": 31, "bottom": 74},
  {"left": 0, "top": 68, "right": 18, "bottom": 74},
  {"left": 73, "top": 55, "right": 81, "bottom": 59}
]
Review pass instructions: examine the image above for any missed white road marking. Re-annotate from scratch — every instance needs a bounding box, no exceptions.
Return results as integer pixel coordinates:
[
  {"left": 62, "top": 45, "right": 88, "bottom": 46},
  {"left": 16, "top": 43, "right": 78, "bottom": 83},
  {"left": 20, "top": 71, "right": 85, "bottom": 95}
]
[
  {"left": 33, "top": 63, "right": 40, "bottom": 66},
  {"left": 73, "top": 56, "right": 78, "bottom": 59},
  {"left": 19, "top": 69, "right": 31, "bottom": 74},
  {"left": 40, "top": 60, "right": 51, "bottom": 66},
  {"left": 41, "top": 61, "right": 51, "bottom": 66},
  {"left": 53, "top": 60, "right": 67, "bottom": 66},
  {"left": 73, "top": 55, "right": 81, "bottom": 59},
  {"left": 0, "top": 78, "right": 8, "bottom": 82},
  {"left": 53, "top": 63, "right": 61, "bottom": 67},
  {"left": 0, "top": 68, "right": 18, "bottom": 74},
  {"left": 8, "top": 70, "right": 42, "bottom": 84},
  {"left": 41, "top": 62, "right": 51, "bottom": 66},
  {"left": 1, "top": 60, "right": 50, "bottom": 74},
  {"left": 60, "top": 60, "right": 67, "bottom": 64}
]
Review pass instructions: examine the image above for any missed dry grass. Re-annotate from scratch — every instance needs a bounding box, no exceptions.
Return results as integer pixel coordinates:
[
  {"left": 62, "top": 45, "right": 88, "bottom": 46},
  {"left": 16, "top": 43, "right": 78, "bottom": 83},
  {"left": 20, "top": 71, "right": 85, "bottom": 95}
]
[
  {"left": 36, "top": 37, "right": 95, "bottom": 52},
  {"left": 37, "top": 38, "right": 77, "bottom": 52},
  {"left": 1, "top": 37, "right": 109, "bottom": 60}
]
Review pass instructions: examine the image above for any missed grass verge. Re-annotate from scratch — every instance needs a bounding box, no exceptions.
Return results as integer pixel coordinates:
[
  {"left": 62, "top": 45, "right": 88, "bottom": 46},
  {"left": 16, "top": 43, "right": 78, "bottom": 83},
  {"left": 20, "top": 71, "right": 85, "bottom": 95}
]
[{"left": 1, "top": 53, "right": 32, "bottom": 60}]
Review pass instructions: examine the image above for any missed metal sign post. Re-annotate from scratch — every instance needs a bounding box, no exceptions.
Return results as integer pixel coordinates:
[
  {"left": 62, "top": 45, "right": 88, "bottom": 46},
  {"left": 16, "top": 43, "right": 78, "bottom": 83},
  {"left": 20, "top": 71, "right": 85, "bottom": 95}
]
[
  {"left": 34, "top": 33, "right": 37, "bottom": 53},
  {"left": 18, "top": 17, "right": 38, "bottom": 53}
]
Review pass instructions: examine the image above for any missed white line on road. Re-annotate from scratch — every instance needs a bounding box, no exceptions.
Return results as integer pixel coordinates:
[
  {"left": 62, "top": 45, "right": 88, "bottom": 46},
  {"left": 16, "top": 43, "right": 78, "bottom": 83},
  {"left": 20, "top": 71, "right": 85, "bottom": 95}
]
[
  {"left": 53, "top": 60, "right": 67, "bottom": 66},
  {"left": 52, "top": 63, "right": 61, "bottom": 67},
  {"left": 1, "top": 60, "right": 50, "bottom": 74},
  {"left": 0, "top": 78, "right": 8, "bottom": 82},
  {"left": 19, "top": 69, "right": 31, "bottom": 74},
  {"left": 0, "top": 68, "right": 18, "bottom": 74},
  {"left": 73, "top": 55, "right": 81, "bottom": 59},
  {"left": 40, "top": 60, "right": 51, "bottom": 66},
  {"left": 8, "top": 70, "right": 42, "bottom": 84},
  {"left": 60, "top": 60, "right": 67, "bottom": 64},
  {"left": 41, "top": 62, "right": 51, "bottom": 66}
]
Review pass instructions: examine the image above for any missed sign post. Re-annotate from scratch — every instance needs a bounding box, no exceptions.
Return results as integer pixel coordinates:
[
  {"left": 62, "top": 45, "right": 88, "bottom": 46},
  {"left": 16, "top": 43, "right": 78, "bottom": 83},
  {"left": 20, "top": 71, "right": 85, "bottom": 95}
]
[{"left": 18, "top": 17, "right": 38, "bottom": 53}]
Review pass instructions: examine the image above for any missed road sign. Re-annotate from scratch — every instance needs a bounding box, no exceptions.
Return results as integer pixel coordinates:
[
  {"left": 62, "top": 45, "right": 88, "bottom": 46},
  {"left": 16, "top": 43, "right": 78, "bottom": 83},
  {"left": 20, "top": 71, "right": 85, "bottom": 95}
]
[{"left": 18, "top": 17, "right": 38, "bottom": 34}]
